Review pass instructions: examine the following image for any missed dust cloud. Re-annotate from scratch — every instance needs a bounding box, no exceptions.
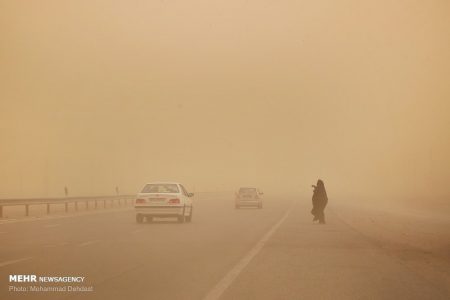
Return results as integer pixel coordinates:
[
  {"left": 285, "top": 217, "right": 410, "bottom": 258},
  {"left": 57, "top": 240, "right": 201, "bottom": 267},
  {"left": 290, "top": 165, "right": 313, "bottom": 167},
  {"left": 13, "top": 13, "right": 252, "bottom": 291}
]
[{"left": 1, "top": 1, "right": 449, "bottom": 206}]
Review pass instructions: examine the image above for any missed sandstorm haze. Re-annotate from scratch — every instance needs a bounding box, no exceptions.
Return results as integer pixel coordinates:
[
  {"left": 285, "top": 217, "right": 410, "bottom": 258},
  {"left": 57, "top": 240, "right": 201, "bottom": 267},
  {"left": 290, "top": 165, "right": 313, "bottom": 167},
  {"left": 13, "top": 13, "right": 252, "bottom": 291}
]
[{"left": 1, "top": 0, "right": 449, "bottom": 201}]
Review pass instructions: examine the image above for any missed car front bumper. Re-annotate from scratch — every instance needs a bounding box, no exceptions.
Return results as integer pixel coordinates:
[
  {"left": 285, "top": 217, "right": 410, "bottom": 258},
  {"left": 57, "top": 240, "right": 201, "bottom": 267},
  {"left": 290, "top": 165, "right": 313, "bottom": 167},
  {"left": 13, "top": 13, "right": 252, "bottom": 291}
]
[
  {"left": 135, "top": 205, "right": 185, "bottom": 217},
  {"left": 236, "top": 200, "right": 261, "bottom": 206}
]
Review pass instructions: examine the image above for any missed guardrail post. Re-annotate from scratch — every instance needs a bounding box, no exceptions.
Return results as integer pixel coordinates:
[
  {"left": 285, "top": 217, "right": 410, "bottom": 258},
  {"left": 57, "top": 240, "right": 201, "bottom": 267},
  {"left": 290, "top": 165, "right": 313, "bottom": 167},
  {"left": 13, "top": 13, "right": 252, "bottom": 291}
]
[
  {"left": 118, "top": 198, "right": 121, "bottom": 206},
  {"left": 65, "top": 202, "right": 68, "bottom": 213},
  {"left": 75, "top": 201, "right": 78, "bottom": 211},
  {"left": 25, "top": 204, "right": 29, "bottom": 216},
  {"left": 85, "top": 201, "right": 88, "bottom": 210},
  {"left": 104, "top": 200, "right": 106, "bottom": 208},
  {"left": 95, "top": 200, "right": 98, "bottom": 209},
  {"left": 47, "top": 203, "right": 50, "bottom": 214},
  {"left": 0, "top": 205, "right": 3, "bottom": 218}
]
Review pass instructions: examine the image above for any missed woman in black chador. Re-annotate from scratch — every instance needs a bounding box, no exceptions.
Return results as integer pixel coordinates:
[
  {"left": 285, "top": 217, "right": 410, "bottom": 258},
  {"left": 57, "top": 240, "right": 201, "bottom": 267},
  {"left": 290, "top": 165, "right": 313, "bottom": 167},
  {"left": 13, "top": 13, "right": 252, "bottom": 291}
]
[{"left": 311, "top": 179, "right": 328, "bottom": 224}]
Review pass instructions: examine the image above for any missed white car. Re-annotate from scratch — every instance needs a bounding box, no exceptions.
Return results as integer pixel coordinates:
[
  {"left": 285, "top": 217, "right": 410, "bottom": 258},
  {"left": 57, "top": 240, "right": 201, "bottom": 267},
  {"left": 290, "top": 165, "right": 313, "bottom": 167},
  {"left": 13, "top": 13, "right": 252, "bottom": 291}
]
[
  {"left": 135, "top": 182, "right": 194, "bottom": 223},
  {"left": 235, "top": 187, "right": 263, "bottom": 209}
]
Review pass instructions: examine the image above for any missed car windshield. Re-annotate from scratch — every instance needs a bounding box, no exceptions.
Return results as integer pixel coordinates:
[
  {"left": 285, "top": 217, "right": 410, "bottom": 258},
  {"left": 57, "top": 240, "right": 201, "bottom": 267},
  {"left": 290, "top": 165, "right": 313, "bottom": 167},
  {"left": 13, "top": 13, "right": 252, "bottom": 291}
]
[
  {"left": 239, "top": 188, "right": 257, "bottom": 194},
  {"left": 141, "top": 184, "right": 179, "bottom": 193}
]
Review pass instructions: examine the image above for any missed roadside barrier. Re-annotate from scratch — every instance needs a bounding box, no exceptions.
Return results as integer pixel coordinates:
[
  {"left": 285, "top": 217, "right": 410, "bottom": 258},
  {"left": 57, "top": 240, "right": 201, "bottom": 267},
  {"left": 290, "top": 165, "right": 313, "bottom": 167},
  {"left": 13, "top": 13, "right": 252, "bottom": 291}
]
[{"left": 0, "top": 195, "right": 135, "bottom": 218}]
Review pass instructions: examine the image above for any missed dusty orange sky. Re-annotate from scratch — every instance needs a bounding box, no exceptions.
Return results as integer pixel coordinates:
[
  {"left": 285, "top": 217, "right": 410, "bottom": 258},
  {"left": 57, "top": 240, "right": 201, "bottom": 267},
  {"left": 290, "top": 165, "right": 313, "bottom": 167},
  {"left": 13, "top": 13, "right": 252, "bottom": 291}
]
[{"left": 1, "top": 1, "right": 449, "bottom": 200}]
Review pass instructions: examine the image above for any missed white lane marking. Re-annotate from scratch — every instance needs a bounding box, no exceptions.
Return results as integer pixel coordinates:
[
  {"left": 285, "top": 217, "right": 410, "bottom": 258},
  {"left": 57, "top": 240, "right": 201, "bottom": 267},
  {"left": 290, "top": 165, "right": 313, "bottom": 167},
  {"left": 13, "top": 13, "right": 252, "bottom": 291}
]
[
  {"left": 203, "top": 205, "right": 294, "bottom": 300},
  {"left": 43, "top": 224, "right": 60, "bottom": 228},
  {"left": 0, "top": 257, "right": 33, "bottom": 268},
  {"left": 78, "top": 240, "right": 101, "bottom": 247},
  {"left": 1, "top": 219, "right": 17, "bottom": 223}
]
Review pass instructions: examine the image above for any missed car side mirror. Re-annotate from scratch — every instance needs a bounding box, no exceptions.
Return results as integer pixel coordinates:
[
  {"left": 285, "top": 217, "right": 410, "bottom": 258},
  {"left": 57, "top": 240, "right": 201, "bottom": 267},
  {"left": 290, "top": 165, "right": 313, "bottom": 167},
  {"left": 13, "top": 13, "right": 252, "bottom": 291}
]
[{"left": 188, "top": 192, "right": 194, "bottom": 197}]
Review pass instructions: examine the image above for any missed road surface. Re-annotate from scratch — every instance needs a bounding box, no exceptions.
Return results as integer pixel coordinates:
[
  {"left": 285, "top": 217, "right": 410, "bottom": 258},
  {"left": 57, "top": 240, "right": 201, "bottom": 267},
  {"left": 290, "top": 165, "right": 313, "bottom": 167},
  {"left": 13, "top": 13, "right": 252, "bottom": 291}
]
[{"left": 1, "top": 193, "right": 449, "bottom": 299}]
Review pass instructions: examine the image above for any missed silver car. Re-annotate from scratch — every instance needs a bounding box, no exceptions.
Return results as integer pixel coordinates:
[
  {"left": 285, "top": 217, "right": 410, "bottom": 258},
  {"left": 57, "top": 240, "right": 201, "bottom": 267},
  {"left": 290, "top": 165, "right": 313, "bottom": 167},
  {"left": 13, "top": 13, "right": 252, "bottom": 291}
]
[{"left": 235, "top": 187, "right": 263, "bottom": 209}]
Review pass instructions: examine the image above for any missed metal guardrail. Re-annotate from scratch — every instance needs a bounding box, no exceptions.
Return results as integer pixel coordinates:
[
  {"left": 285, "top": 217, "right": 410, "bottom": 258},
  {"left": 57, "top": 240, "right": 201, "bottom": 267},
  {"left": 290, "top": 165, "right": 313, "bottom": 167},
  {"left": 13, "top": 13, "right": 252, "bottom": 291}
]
[{"left": 0, "top": 195, "right": 136, "bottom": 218}]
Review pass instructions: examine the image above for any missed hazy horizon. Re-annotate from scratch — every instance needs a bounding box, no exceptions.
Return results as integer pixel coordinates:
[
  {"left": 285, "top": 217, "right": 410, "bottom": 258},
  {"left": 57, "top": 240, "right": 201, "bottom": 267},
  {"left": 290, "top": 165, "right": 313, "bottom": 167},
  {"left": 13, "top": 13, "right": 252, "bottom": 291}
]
[{"left": 1, "top": 1, "right": 449, "bottom": 202}]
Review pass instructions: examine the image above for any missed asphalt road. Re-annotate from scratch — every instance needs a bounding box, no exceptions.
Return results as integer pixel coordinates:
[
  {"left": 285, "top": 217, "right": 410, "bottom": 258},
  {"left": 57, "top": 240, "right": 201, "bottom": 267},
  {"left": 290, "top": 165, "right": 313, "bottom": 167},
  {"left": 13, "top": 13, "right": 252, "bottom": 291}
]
[{"left": 1, "top": 193, "right": 449, "bottom": 300}]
